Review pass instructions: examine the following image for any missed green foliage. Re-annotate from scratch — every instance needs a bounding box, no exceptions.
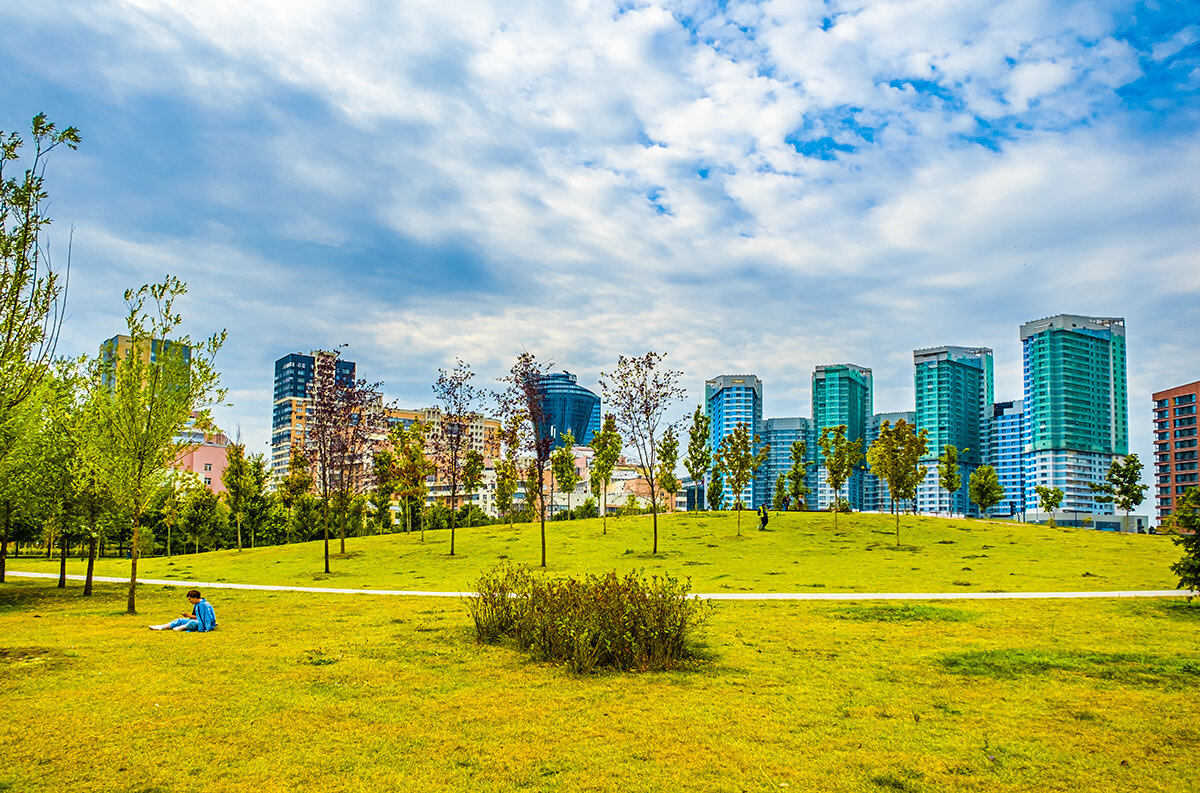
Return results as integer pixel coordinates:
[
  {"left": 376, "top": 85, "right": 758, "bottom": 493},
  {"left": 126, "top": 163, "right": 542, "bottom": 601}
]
[
  {"left": 939, "top": 648, "right": 1200, "bottom": 687},
  {"left": 706, "top": 465, "right": 724, "bottom": 512},
  {"left": 865, "top": 419, "right": 928, "bottom": 544},
  {"left": 817, "top": 425, "right": 863, "bottom": 529},
  {"left": 968, "top": 465, "right": 1005, "bottom": 517},
  {"left": 461, "top": 448, "right": 486, "bottom": 524},
  {"left": 179, "top": 487, "right": 228, "bottom": 553},
  {"left": 589, "top": 413, "right": 622, "bottom": 534},
  {"left": 1169, "top": 487, "right": 1200, "bottom": 598},
  {"left": 684, "top": 405, "right": 711, "bottom": 509},
  {"left": 1089, "top": 454, "right": 1148, "bottom": 522},
  {"left": 1035, "top": 485, "right": 1065, "bottom": 527},
  {"left": 786, "top": 440, "right": 811, "bottom": 509},
  {"left": 716, "top": 421, "right": 768, "bottom": 535},
  {"left": 773, "top": 474, "right": 787, "bottom": 510},
  {"left": 937, "top": 444, "right": 963, "bottom": 497},
  {"left": 390, "top": 418, "right": 434, "bottom": 538},
  {"left": 656, "top": 426, "right": 680, "bottom": 503},
  {"left": 467, "top": 564, "right": 713, "bottom": 673},
  {"left": 551, "top": 430, "right": 580, "bottom": 518}
]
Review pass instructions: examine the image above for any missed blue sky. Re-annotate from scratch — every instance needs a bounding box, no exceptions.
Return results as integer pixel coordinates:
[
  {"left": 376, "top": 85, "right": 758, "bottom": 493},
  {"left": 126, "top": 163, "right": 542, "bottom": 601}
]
[{"left": 2, "top": 0, "right": 1198, "bottom": 483}]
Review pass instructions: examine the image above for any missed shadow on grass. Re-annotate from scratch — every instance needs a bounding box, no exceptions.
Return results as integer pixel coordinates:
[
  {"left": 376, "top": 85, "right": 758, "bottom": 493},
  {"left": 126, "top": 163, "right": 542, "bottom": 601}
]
[
  {"left": 834, "top": 605, "right": 978, "bottom": 623},
  {"left": 939, "top": 648, "right": 1200, "bottom": 688}
]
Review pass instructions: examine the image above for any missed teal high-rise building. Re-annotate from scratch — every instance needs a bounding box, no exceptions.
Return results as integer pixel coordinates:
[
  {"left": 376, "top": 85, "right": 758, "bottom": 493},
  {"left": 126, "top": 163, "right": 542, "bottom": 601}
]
[
  {"left": 1021, "top": 315, "right": 1128, "bottom": 514},
  {"left": 812, "top": 364, "right": 872, "bottom": 510},
  {"left": 761, "top": 417, "right": 815, "bottom": 509},
  {"left": 705, "top": 374, "right": 764, "bottom": 508},
  {"left": 913, "top": 346, "right": 994, "bottom": 515}
]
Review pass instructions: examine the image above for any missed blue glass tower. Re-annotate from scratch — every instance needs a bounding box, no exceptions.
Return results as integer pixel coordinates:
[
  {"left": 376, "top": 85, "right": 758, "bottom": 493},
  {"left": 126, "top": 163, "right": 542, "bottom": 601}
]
[
  {"left": 992, "top": 400, "right": 1025, "bottom": 517},
  {"left": 271, "top": 351, "right": 356, "bottom": 484},
  {"left": 761, "top": 417, "right": 814, "bottom": 508},
  {"left": 705, "top": 374, "right": 765, "bottom": 508},
  {"left": 538, "top": 371, "right": 601, "bottom": 449}
]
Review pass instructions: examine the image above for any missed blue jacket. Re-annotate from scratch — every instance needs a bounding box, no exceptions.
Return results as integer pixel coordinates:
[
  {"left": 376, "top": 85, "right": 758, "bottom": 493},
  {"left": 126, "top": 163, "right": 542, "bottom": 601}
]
[{"left": 192, "top": 599, "right": 217, "bottom": 632}]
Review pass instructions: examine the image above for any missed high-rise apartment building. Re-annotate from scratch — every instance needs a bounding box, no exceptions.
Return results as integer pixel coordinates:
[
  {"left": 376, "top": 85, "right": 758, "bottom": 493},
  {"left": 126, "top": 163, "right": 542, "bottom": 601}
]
[
  {"left": 812, "top": 364, "right": 872, "bottom": 510},
  {"left": 538, "top": 371, "right": 601, "bottom": 449},
  {"left": 705, "top": 374, "right": 764, "bottom": 508},
  {"left": 913, "top": 346, "right": 994, "bottom": 515},
  {"left": 271, "top": 351, "right": 356, "bottom": 486},
  {"left": 761, "top": 417, "right": 815, "bottom": 508},
  {"left": 1152, "top": 380, "right": 1200, "bottom": 521},
  {"left": 991, "top": 400, "right": 1026, "bottom": 517},
  {"left": 1021, "top": 315, "right": 1128, "bottom": 513},
  {"left": 864, "top": 411, "right": 916, "bottom": 512}
]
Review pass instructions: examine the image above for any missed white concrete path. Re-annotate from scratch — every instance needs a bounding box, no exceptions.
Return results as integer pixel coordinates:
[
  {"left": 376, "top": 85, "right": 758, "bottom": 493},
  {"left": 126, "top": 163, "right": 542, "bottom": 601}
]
[{"left": 6, "top": 571, "right": 1193, "bottom": 601}]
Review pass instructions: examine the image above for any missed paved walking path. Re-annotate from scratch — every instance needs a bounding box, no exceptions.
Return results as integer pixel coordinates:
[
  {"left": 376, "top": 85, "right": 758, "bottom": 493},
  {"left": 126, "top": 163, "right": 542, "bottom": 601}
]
[{"left": 6, "top": 571, "right": 1193, "bottom": 601}]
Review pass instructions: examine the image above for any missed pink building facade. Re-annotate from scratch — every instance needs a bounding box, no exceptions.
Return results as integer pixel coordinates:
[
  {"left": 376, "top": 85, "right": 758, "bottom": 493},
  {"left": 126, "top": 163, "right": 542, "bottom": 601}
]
[{"left": 173, "top": 434, "right": 231, "bottom": 494}]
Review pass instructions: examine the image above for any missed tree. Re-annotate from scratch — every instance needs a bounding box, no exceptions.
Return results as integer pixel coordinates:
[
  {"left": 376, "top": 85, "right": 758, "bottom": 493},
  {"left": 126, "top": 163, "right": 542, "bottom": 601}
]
[
  {"left": 600, "top": 352, "right": 685, "bottom": 554},
  {"left": 87, "top": 276, "right": 225, "bottom": 614},
  {"left": 968, "top": 465, "right": 1005, "bottom": 518},
  {"left": 773, "top": 474, "right": 787, "bottom": 510},
  {"left": 369, "top": 447, "right": 397, "bottom": 534},
  {"left": 430, "top": 359, "right": 482, "bottom": 556},
  {"left": 706, "top": 464, "right": 724, "bottom": 512},
  {"left": 937, "top": 444, "right": 965, "bottom": 515},
  {"left": 461, "top": 449, "right": 485, "bottom": 528},
  {"left": 391, "top": 419, "right": 433, "bottom": 539},
  {"left": 1167, "top": 487, "right": 1200, "bottom": 598},
  {"left": 1089, "top": 454, "right": 1148, "bottom": 529},
  {"left": 222, "top": 443, "right": 253, "bottom": 551},
  {"left": 278, "top": 449, "right": 313, "bottom": 543},
  {"left": 1035, "top": 485, "right": 1065, "bottom": 528},
  {"left": 656, "top": 427, "right": 680, "bottom": 514},
  {"left": 865, "top": 418, "right": 929, "bottom": 545},
  {"left": 717, "top": 422, "right": 769, "bottom": 536},
  {"left": 494, "top": 413, "right": 522, "bottom": 529},
  {"left": 179, "top": 486, "right": 226, "bottom": 554},
  {"left": 817, "top": 425, "right": 863, "bottom": 530},
  {"left": 551, "top": 430, "right": 580, "bottom": 520},
  {"left": 786, "top": 440, "right": 811, "bottom": 510},
  {"left": 684, "top": 405, "right": 712, "bottom": 511},
  {"left": 589, "top": 413, "right": 622, "bottom": 533},
  {"left": 497, "top": 352, "right": 555, "bottom": 566}
]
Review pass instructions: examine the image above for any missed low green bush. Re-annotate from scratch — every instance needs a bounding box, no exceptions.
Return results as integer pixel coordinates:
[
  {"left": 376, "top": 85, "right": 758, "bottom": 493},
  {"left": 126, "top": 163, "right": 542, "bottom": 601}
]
[{"left": 466, "top": 564, "right": 713, "bottom": 673}]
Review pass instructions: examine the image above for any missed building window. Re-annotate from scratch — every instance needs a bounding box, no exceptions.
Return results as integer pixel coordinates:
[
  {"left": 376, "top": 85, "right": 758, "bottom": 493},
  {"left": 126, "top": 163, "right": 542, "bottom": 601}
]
[
  {"left": 204, "top": 477, "right": 212, "bottom": 486},
  {"left": 204, "top": 463, "right": 212, "bottom": 471}
]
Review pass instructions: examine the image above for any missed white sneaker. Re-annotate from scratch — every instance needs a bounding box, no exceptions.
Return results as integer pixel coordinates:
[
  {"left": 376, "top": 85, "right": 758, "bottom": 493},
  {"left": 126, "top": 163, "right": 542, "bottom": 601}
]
[
  {"left": 149, "top": 624, "right": 169, "bottom": 630},
  {"left": 172, "top": 625, "right": 189, "bottom": 631}
]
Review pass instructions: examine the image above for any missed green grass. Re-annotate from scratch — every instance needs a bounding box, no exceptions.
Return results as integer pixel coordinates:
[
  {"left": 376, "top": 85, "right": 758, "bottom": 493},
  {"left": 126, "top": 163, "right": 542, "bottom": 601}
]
[
  {"left": 6, "top": 511, "right": 1182, "bottom": 594},
  {"left": 1, "top": 512, "right": 1193, "bottom": 792}
]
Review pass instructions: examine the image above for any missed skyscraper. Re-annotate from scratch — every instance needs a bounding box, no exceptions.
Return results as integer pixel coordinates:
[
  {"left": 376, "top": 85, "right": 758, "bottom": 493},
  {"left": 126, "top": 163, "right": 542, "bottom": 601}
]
[
  {"left": 705, "top": 374, "right": 764, "bottom": 508},
  {"left": 761, "top": 417, "right": 814, "bottom": 508},
  {"left": 271, "top": 351, "right": 356, "bottom": 486},
  {"left": 1152, "top": 380, "right": 1200, "bottom": 522},
  {"left": 1021, "top": 315, "right": 1128, "bottom": 514},
  {"left": 913, "top": 346, "right": 994, "bottom": 515},
  {"left": 537, "top": 371, "right": 601, "bottom": 449},
  {"left": 812, "top": 364, "right": 872, "bottom": 510},
  {"left": 991, "top": 400, "right": 1026, "bottom": 517}
]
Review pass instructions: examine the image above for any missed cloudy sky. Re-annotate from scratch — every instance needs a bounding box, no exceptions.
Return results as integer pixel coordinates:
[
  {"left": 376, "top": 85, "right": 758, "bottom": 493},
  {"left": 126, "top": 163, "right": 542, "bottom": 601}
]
[{"left": 2, "top": 0, "right": 1197, "bottom": 478}]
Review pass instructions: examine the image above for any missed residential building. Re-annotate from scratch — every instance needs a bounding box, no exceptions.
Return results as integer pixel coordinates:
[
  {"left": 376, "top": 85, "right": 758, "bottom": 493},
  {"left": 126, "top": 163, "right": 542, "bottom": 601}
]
[
  {"left": 991, "top": 400, "right": 1026, "bottom": 517},
  {"left": 270, "top": 351, "right": 355, "bottom": 487},
  {"left": 913, "top": 346, "right": 994, "bottom": 515},
  {"left": 705, "top": 374, "right": 764, "bottom": 508},
  {"left": 812, "top": 364, "right": 873, "bottom": 510},
  {"left": 1021, "top": 315, "right": 1128, "bottom": 514},
  {"left": 172, "top": 425, "right": 232, "bottom": 493},
  {"left": 761, "top": 417, "right": 815, "bottom": 509},
  {"left": 1153, "top": 380, "right": 1200, "bottom": 522},
  {"left": 865, "top": 411, "right": 916, "bottom": 512},
  {"left": 538, "top": 371, "right": 601, "bottom": 448}
]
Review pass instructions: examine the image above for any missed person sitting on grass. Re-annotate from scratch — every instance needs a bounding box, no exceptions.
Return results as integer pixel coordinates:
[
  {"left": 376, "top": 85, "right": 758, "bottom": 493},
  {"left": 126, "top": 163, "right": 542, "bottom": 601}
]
[{"left": 149, "top": 589, "right": 217, "bottom": 632}]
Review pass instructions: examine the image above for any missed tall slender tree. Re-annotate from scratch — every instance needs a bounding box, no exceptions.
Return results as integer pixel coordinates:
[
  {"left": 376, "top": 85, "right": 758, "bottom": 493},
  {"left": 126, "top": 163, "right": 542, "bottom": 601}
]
[
  {"left": 717, "top": 422, "right": 769, "bottom": 535},
  {"left": 430, "top": 359, "right": 482, "bottom": 556},
  {"left": 223, "top": 443, "right": 252, "bottom": 551},
  {"left": 551, "top": 430, "right": 580, "bottom": 519},
  {"left": 87, "top": 276, "right": 225, "bottom": 614},
  {"left": 497, "top": 352, "right": 555, "bottom": 567},
  {"left": 278, "top": 449, "right": 313, "bottom": 543},
  {"left": 786, "top": 440, "right": 811, "bottom": 510},
  {"left": 937, "top": 444, "right": 965, "bottom": 515},
  {"left": 589, "top": 413, "right": 622, "bottom": 533},
  {"left": 865, "top": 418, "right": 929, "bottom": 545},
  {"left": 706, "top": 464, "right": 724, "bottom": 512},
  {"left": 495, "top": 413, "right": 522, "bottom": 529},
  {"left": 600, "top": 352, "right": 685, "bottom": 555},
  {"left": 684, "top": 405, "right": 712, "bottom": 510},
  {"left": 391, "top": 418, "right": 433, "bottom": 539},
  {"left": 656, "top": 427, "right": 680, "bottom": 514},
  {"left": 817, "top": 425, "right": 863, "bottom": 529},
  {"left": 1089, "top": 454, "right": 1148, "bottom": 529}
]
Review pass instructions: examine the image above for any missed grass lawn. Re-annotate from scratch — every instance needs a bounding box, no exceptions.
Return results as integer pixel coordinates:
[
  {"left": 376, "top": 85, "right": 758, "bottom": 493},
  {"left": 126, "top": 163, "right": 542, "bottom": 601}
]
[{"left": 2, "top": 512, "right": 1195, "bottom": 792}]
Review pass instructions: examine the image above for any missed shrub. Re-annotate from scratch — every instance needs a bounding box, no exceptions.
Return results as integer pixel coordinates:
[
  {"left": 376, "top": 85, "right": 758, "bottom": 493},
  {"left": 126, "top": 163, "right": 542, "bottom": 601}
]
[{"left": 466, "top": 564, "right": 713, "bottom": 673}]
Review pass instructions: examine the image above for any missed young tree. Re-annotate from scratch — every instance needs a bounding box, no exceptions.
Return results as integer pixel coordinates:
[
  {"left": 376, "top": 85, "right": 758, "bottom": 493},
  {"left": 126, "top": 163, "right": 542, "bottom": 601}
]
[
  {"left": 87, "top": 276, "right": 225, "bottom": 615},
  {"left": 786, "top": 440, "right": 811, "bottom": 510},
  {"left": 550, "top": 430, "right": 580, "bottom": 520},
  {"left": 1167, "top": 487, "right": 1200, "bottom": 598},
  {"left": 656, "top": 427, "right": 680, "bottom": 514},
  {"left": 1089, "top": 454, "right": 1148, "bottom": 529},
  {"left": 430, "top": 359, "right": 482, "bottom": 556},
  {"left": 1035, "top": 485, "right": 1065, "bottom": 528},
  {"left": 391, "top": 419, "right": 433, "bottom": 539},
  {"left": 706, "top": 464, "right": 724, "bottom": 512},
  {"left": 937, "top": 444, "right": 965, "bottom": 515},
  {"left": 599, "top": 352, "right": 685, "bottom": 554},
  {"left": 589, "top": 413, "right": 622, "bottom": 533},
  {"left": 278, "top": 449, "right": 313, "bottom": 543},
  {"left": 497, "top": 352, "right": 555, "bottom": 566},
  {"left": 684, "top": 405, "right": 712, "bottom": 510},
  {"left": 461, "top": 449, "right": 485, "bottom": 528},
  {"left": 817, "top": 425, "right": 864, "bottom": 530},
  {"left": 717, "top": 422, "right": 769, "bottom": 536},
  {"left": 223, "top": 443, "right": 252, "bottom": 551},
  {"left": 773, "top": 474, "right": 787, "bottom": 510},
  {"left": 865, "top": 418, "right": 929, "bottom": 545},
  {"left": 370, "top": 447, "right": 398, "bottom": 534},
  {"left": 494, "top": 413, "right": 522, "bottom": 529},
  {"left": 180, "top": 486, "right": 226, "bottom": 554},
  {"left": 968, "top": 465, "right": 1005, "bottom": 518}
]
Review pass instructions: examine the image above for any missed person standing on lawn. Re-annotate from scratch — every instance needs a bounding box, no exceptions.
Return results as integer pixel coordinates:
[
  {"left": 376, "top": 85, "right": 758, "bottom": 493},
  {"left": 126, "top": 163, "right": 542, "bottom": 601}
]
[
  {"left": 149, "top": 589, "right": 217, "bottom": 632},
  {"left": 757, "top": 503, "right": 769, "bottom": 531}
]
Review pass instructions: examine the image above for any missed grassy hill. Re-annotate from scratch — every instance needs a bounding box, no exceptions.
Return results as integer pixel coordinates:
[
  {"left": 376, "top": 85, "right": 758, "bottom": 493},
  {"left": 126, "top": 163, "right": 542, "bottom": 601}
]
[
  {"left": 2, "top": 511, "right": 1194, "bottom": 793},
  {"left": 7, "top": 511, "right": 1182, "bottom": 594}
]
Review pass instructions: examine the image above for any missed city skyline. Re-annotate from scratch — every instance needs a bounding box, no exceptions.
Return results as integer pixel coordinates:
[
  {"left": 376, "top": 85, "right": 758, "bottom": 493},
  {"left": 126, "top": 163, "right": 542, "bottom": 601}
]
[{"left": 3, "top": 2, "right": 1196, "bottom": 494}]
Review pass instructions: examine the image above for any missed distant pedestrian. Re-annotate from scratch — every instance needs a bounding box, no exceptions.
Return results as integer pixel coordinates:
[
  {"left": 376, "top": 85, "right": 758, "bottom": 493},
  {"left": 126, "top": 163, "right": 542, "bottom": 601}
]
[
  {"left": 757, "top": 504, "right": 769, "bottom": 531},
  {"left": 149, "top": 589, "right": 218, "bottom": 632}
]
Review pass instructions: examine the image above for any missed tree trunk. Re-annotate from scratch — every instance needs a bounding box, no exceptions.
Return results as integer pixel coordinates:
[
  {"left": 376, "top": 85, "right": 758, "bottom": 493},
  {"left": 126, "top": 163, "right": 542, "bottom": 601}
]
[
  {"left": 539, "top": 469, "right": 547, "bottom": 568},
  {"left": 323, "top": 499, "right": 331, "bottom": 574},
  {"left": 339, "top": 499, "right": 346, "bottom": 554},
  {"left": 0, "top": 502, "right": 9, "bottom": 584},
  {"left": 58, "top": 526, "right": 68, "bottom": 588},
  {"left": 84, "top": 533, "right": 98, "bottom": 597},
  {"left": 651, "top": 486, "right": 659, "bottom": 554},
  {"left": 127, "top": 511, "right": 141, "bottom": 615},
  {"left": 449, "top": 488, "right": 457, "bottom": 556},
  {"left": 236, "top": 513, "right": 243, "bottom": 552},
  {"left": 894, "top": 497, "right": 900, "bottom": 546},
  {"left": 602, "top": 487, "right": 607, "bottom": 535}
]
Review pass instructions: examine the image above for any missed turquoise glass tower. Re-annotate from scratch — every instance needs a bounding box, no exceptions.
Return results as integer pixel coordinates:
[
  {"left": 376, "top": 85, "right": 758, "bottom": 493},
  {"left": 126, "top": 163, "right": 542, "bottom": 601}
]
[
  {"left": 812, "top": 364, "right": 873, "bottom": 510},
  {"left": 705, "top": 374, "right": 764, "bottom": 508}
]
